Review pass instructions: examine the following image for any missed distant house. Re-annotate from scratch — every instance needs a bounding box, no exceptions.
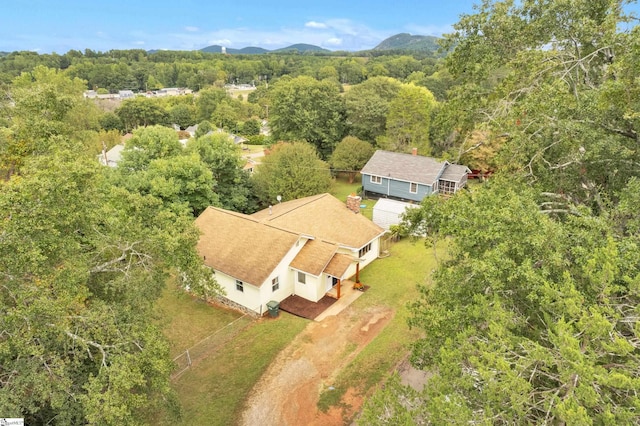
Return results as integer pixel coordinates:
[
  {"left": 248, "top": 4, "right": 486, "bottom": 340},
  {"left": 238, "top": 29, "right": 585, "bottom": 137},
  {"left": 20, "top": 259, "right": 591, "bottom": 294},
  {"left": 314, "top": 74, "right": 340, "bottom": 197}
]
[
  {"left": 372, "top": 198, "right": 418, "bottom": 231},
  {"left": 194, "top": 194, "right": 385, "bottom": 315},
  {"left": 360, "top": 149, "right": 471, "bottom": 201},
  {"left": 97, "top": 143, "right": 125, "bottom": 167},
  {"left": 118, "top": 90, "right": 135, "bottom": 99}
]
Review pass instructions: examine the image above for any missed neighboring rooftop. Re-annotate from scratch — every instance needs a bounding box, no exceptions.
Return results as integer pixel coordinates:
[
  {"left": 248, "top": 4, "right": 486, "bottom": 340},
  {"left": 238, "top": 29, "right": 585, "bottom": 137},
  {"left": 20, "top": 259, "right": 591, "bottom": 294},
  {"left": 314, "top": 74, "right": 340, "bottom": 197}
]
[{"left": 360, "top": 150, "right": 447, "bottom": 185}]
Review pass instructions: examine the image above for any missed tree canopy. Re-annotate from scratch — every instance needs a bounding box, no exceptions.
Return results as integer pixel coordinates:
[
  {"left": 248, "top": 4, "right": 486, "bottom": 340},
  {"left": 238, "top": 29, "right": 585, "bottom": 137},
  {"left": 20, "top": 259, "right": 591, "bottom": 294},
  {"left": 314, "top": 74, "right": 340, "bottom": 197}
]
[
  {"left": 269, "top": 76, "right": 346, "bottom": 159},
  {"left": 329, "top": 136, "right": 375, "bottom": 183},
  {"left": 360, "top": 0, "right": 640, "bottom": 423},
  {"left": 251, "top": 141, "right": 332, "bottom": 205}
]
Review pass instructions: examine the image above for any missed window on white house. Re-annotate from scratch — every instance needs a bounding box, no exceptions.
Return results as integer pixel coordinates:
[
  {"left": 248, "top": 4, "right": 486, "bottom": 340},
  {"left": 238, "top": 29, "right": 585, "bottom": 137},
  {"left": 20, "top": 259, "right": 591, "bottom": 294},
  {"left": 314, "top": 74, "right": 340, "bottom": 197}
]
[
  {"left": 359, "top": 243, "right": 372, "bottom": 258},
  {"left": 410, "top": 182, "right": 418, "bottom": 193},
  {"left": 370, "top": 175, "right": 381, "bottom": 184},
  {"left": 298, "top": 271, "right": 306, "bottom": 284},
  {"left": 272, "top": 277, "right": 279, "bottom": 292},
  {"left": 236, "top": 279, "right": 244, "bottom": 292}
]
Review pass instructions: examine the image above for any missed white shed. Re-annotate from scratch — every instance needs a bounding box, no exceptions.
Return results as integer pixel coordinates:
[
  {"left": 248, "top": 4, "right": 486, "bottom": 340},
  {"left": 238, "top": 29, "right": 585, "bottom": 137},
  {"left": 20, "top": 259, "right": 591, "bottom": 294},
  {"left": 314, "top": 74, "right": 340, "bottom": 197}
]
[{"left": 372, "top": 198, "right": 418, "bottom": 230}]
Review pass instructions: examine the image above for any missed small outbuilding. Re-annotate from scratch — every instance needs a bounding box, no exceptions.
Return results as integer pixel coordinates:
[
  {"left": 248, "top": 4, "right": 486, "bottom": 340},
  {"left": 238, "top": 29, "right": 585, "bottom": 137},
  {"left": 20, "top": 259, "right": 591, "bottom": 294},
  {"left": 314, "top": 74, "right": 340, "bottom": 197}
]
[{"left": 372, "top": 198, "right": 418, "bottom": 231}]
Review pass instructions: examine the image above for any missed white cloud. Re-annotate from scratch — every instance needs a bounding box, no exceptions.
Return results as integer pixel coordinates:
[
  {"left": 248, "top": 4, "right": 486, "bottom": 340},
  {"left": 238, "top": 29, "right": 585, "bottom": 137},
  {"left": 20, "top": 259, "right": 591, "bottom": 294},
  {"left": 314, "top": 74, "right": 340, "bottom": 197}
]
[
  {"left": 305, "top": 21, "right": 327, "bottom": 29},
  {"left": 185, "top": 26, "right": 199, "bottom": 32},
  {"left": 325, "top": 37, "right": 342, "bottom": 46},
  {"left": 133, "top": 40, "right": 145, "bottom": 45}
]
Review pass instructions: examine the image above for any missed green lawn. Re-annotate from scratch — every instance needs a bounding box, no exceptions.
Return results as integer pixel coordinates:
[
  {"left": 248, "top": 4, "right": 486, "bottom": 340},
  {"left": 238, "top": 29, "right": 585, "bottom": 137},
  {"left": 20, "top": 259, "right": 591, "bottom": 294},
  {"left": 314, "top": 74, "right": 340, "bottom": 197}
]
[
  {"left": 168, "top": 314, "right": 308, "bottom": 426},
  {"left": 155, "top": 282, "right": 245, "bottom": 359},
  {"left": 155, "top": 286, "right": 308, "bottom": 425}
]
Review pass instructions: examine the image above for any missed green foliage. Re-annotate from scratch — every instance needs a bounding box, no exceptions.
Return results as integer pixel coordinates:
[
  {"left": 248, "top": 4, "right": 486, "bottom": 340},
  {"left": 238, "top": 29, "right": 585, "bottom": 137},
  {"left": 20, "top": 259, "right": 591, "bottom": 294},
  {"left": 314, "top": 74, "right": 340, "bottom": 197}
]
[
  {"left": 270, "top": 76, "right": 346, "bottom": 159},
  {"left": 119, "top": 125, "right": 183, "bottom": 171},
  {"left": 194, "top": 120, "right": 213, "bottom": 138},
  {"left": 134, "top": 154, "right": 219, "bottom": 216},
  {"left": 116, "top": 96, "right": 169, "bottom": 132},
  {"left": 440, "top": 0, "right": 639, "bottom": 204},
  {"left": 170, "top": 103, "right": 196, "bottom": 130},
  {"left": 195, "top": 87, "right": 228, "bottom": 122},
  {"left": 186, "top": 133, "right": 254, "bottom": 212},
  {"left": 241, "top": 118, "right": 261, "bottom": 136},
  {"left": 329, "top": 136, "right": 375, "bottom": 183},
  {"left": 379, "top": 83, "right": 437, "bottom": 155},
  {"left": 99, "top": 111, "right": 124, "bottom": 133},
  {"left": 344, "top": 76, "right": 402, "bottom": 143},
  {"left": 251, "top": 141, "right": 332, "bottom": 206},
  {"left": 210, "top": 99, "right": 238, "bottom": 131},
  {"left": 0, "top": 147, "right": 217, "bottom": 423},
  {"left": 364, "top": 178, "right": 640, "bottom": 424}
]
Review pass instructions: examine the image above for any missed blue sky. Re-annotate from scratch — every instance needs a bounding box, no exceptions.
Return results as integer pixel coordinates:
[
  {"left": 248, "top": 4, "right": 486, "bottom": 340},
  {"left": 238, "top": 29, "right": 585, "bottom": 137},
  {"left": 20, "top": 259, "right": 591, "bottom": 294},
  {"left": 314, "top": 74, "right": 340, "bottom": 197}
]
[{"left": 1, "top": 0, "right": 480, "bottom": 53}]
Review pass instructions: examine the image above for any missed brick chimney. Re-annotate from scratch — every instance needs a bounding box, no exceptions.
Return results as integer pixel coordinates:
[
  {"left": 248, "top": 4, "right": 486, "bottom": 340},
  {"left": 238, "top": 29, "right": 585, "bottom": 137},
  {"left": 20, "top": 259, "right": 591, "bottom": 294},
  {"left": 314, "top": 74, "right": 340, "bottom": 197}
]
[
  {"left": 412, "top": 147, "right": 418, "bottom": 156},
  {"left": 346, "top": 193, "right": 361, "bottom": 214}
]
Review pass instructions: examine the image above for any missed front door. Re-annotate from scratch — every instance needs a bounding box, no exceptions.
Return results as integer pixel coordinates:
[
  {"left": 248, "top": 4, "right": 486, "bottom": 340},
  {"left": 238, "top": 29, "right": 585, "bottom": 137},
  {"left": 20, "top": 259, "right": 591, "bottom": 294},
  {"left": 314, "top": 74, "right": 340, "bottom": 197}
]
[
  {"left": 326, "top": 276, "right": 339, "bottom": 292},
  {"left": 326, "top": 275, "right": 333, "bottom": 292}
]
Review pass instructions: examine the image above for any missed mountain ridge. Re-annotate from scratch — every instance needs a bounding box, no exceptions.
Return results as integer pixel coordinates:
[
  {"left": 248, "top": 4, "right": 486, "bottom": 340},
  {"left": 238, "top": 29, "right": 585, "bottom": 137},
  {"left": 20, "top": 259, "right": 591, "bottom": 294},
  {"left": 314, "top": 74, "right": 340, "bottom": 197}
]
[
  {"left": 194, "top": 33, "right": 442, "bottom": 55},
  {"left": 199, "top": 43, "right": 329, "bottom": 54}
]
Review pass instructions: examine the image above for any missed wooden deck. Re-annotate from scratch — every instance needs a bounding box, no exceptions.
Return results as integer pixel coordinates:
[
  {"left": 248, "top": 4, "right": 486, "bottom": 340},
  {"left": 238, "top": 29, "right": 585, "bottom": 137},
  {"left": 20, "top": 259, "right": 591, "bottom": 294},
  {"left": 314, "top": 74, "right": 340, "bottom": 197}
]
[
  {"left": 278, "top": 280, "right": 362, "bottom": 320},
  {"left": 279, "top": 295, "right": 336, "bottom": 320}
]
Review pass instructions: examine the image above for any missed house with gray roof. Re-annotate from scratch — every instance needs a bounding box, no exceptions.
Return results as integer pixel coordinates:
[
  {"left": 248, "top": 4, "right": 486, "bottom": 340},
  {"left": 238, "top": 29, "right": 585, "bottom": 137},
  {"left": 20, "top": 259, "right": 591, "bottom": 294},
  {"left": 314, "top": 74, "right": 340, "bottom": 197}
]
[{"left": 360, "top": 149, "right": 471, "bottom": 201}]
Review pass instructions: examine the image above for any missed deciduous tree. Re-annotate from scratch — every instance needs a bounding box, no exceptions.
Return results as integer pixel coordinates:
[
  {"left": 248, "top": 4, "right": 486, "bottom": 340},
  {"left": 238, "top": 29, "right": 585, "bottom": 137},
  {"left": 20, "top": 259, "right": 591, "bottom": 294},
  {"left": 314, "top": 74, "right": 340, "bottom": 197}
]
[
  {"left": 251, "top": 141, "right": 332, "bottom": 205},
  {"left": 329, "top": 136, "right": 375, "bottom": 183},
  {"left": 270, "top": 76, "right": 346, "bottom": 159}
]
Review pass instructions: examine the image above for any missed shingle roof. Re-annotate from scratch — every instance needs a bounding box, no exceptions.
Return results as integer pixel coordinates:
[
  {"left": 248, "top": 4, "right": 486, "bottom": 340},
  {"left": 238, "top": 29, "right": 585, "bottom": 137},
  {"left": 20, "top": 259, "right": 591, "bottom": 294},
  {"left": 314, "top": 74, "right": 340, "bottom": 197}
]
[
  {"left": 360, "top": 150, "right": 446, "bottom": 185},
  {"left": 252, "top": 193, "right": 385, "bottom": 249},
  {"left": 289, "top": 239, "right": 338, "bottom": 276},
  {"left": 323, "top": 253, "right": 354, "bottom": 278},
  {"left": 195, "top": 207, "right": 299, "bottom": 286},
  {"left": 439, "top": 163, "right": 472, "bottom": 182}
]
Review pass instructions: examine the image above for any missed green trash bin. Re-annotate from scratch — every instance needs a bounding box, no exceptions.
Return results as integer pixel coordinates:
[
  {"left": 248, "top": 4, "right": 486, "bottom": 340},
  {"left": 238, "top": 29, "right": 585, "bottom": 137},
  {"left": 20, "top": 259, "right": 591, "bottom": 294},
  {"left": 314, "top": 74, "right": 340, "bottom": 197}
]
[{"left": 266, "top": 300, "right": 280, "bottom": 318}]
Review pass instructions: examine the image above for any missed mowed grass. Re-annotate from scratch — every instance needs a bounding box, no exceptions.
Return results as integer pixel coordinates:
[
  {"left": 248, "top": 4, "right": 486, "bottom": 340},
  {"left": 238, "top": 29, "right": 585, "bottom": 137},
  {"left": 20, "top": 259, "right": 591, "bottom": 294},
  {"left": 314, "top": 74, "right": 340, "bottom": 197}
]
[
  {"left": 155, "top": 285, "right": 308, "bottom": 425},
  {"left": 155, "top": 282, "right": 243, "bottom": 359},
  {"left": 317, "top": 238, "right": 443, "bottom": 413},
  {"left": 168, "top": 313, "right": 308, "bottom": 426}
]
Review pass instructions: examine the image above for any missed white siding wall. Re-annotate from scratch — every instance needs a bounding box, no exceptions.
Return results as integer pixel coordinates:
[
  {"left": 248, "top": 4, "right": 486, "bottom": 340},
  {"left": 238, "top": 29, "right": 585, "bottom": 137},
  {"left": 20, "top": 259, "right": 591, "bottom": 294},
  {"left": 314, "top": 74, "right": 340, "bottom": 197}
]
[
  {"left": 293, "top": 270, "right": 323, "bottom": 302},
  {"left": 214, "top": 270, "right": 263, "bottom": 314},
  {"left": 254, "top": 236, "right": 309, "bottom": 313}
]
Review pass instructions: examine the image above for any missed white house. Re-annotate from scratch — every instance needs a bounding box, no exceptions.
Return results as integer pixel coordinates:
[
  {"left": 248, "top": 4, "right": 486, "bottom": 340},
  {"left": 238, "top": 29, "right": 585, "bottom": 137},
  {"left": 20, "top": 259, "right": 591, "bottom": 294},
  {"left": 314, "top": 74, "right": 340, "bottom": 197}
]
[{"left": 194, "top": 194, "right": 385, "bottom": 315}]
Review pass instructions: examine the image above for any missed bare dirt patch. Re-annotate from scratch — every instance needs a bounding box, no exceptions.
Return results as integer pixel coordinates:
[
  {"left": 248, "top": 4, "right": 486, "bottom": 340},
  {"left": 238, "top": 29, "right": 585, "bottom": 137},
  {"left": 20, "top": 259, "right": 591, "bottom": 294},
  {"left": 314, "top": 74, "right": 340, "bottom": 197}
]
[{"left": 240, "top": 305, "right": 394, "bottom": 426}]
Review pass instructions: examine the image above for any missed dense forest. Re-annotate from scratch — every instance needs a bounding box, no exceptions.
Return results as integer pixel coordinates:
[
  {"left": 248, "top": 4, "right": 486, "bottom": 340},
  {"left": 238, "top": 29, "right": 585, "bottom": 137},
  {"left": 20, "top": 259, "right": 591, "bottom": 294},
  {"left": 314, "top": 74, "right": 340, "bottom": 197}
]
[{"left": 1, "top": 0, "right": 640, "bottom": 423}]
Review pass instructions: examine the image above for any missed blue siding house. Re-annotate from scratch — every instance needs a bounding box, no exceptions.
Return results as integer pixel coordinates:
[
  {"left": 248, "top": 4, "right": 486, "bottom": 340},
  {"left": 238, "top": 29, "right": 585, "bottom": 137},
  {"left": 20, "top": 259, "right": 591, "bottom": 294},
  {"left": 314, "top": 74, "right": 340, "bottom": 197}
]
[{"left": 360, "top": 150, "right": 471, "bottom": 202}]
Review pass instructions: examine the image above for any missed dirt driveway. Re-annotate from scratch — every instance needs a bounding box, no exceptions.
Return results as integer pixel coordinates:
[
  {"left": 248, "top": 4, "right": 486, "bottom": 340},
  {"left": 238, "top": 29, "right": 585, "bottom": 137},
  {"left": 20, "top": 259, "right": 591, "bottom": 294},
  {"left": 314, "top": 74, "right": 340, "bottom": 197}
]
[{"left": 240, "top": 304, "right": 394, "bottom": 425}]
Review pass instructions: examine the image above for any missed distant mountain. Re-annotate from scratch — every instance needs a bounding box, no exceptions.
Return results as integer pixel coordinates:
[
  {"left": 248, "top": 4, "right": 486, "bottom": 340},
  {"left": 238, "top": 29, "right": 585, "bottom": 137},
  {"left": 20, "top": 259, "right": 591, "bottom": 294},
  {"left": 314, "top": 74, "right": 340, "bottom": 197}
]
[
  {"left": 272, "top": 44, "right": 330, "bottom": 53},
  {"left": 373, "top": 33, "right": 442, "bottom": 53},
  {"left": 199, "top": 43, "right": 328, "bottom": 55},
  {"left": 0, "top": 51, "right": 9, "bottom": 57}
]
